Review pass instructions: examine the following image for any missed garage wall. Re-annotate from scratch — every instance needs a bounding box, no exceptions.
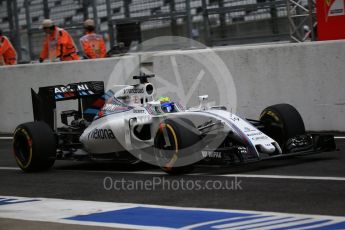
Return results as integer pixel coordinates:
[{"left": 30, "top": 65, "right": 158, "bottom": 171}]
[
  {"left": 0, "top": 40, "right": 344, "bottom": 133},
  {"left": 152, "top": 40, "right": 345, "bottom": 132}
]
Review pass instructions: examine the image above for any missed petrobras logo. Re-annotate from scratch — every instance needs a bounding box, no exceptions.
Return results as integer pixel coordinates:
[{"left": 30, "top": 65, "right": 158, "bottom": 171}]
[
  {"left": 88, "top": 128, "right": 115, "bottom": 140},
  {"left": 201, "top": 151, "right": 222, "bottom": 159}
]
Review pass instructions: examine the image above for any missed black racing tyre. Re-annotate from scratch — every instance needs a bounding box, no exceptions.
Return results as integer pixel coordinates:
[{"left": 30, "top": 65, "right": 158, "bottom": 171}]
[
  {"left": 13, "top": 121, "right": 56, "bottom": 172},
  {"left": 154, "top": 118, "right": 201, "bottom": 175},
  {"left": 259, "top": 104, "right": 305, "bottom": 149}
]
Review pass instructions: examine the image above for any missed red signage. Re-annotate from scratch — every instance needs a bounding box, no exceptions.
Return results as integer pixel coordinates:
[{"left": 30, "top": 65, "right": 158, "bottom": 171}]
[{"left": 316, "top": 0, "right": 345, "bottom": 40}]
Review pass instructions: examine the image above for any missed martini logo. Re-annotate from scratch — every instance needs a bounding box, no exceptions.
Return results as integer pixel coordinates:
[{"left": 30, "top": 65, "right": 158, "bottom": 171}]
[
  {"left": 55, "top": 86, "right": 71, "bottom": 93},
  {"left": 54, "top": 84, "right": 92, "bottom": 94}
]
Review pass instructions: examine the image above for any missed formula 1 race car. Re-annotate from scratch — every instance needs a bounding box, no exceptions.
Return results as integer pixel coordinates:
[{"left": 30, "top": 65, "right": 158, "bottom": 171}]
[{"left": 13, "top": 74, "right": 336, "bottom": 174}]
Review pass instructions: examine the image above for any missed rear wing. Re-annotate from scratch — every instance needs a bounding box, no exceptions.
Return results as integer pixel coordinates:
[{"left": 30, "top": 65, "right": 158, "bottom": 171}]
[{"left": 31, "top": 81, "right": 104, "bottom": 129}]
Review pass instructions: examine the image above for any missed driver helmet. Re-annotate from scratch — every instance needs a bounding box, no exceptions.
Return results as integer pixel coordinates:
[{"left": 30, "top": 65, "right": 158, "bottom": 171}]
[{"left": 159, "top": 96, "right": 174, "bottom": 113}]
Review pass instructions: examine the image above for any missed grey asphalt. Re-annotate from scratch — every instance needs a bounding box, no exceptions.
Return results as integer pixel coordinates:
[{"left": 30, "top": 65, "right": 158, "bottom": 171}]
[{"left": 0, "top": 139, "right": 345, "bottom": 221}]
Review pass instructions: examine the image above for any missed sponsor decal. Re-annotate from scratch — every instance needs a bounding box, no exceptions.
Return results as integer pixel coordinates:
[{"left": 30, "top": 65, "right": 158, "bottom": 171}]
[
  {"left": 202, "top": 151, "right": 222, "bottom": 159},
  {"left": 243, "top": 127, "right": 256, "bottom": 133},
  {"left": 54, "top": 84, "right": 91, "bottom": 93},
  {"left": 54, "top": 87, "right": 70, "bottom": 93},
  {"left": 88, "top": 129, "right": 115, "bottom": 140},
  {"left": 54, "top": 84, "right": 94, "bottom": 98},
  {"left": 132, "top": 95, "right": 141, "bottom": 104},
  {"left": 238, "top": 146, "right": 248, "bottom": 154},
  {"left": 252, "top": 136, "right": 269, "bottom": 141},
  {"left": 76, "top": 84, "right": 90, "bottom": 91},
  {"left": 133, "top": 109, "right": 146, "bottom": 114},
  {"left": 246, "top": 132, "right": 263, "bottom": 137},
  {"left": 123, "top": 88, "right": 144, "bottom": 94}
]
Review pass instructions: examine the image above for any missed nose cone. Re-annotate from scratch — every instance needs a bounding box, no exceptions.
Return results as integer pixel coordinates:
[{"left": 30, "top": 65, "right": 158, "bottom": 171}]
[{"left": 258, "top": 143, "right": 276, "bottom": 154}]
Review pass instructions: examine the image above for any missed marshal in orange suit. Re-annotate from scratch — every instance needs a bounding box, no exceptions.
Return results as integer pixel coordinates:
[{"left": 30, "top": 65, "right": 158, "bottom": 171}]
[
  {"left": 0, "top": 29, "right": 17, "bottom": 65},
  {"left": 39, "top": 19, "right": 80, "bottom": 62},
  {"left": 79, "top": 19, "right": 106, "bottom": 59}
]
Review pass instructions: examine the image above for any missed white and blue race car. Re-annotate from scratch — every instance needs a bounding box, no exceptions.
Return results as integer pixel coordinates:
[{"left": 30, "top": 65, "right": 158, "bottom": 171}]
[{"left": 13, "top": 74, "right": 336, "bottom": 174}]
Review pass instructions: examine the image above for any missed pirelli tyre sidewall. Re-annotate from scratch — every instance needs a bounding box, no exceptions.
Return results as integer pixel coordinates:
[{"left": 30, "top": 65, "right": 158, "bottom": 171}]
[
  {"left": 13, "top": 122, "right": 56, "bottom": 172},
  {"left": 259, "top": 103, "right": 305, "bottom": 150},
  {"left": 154, "top": 118, "right": 201, "bottom": 175}
]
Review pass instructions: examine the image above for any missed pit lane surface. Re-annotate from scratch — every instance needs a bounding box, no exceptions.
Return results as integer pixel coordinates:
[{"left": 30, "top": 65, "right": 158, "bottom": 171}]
[{"left": 0, "top": 139, "right": 345, "bottom": 229}]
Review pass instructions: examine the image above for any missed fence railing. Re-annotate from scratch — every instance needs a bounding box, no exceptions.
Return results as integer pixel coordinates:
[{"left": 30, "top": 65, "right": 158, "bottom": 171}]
[{"left": 0, "top": 0, "right": 313, "bottom": 63}]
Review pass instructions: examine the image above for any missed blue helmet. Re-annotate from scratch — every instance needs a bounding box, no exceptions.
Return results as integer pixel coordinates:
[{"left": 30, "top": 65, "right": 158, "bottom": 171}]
[{"left": 159, "top": 96, "right": 174, "bottom": 113}]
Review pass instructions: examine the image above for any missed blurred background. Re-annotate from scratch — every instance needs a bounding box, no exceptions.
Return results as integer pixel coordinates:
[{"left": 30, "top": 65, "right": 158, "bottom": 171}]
[{"left": 0, "top": 0, "right": 316, "bottom": 62}]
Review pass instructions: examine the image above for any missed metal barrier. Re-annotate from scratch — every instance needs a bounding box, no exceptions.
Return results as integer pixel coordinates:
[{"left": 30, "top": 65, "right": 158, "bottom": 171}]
[{"left": 0, "top": 0, "right": 315, "bottom": 63}]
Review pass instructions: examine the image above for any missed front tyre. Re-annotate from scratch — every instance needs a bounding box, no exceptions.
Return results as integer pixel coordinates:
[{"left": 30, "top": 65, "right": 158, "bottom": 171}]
[
  {"left": 260, "top": 104, "right": 305, "bottom": 150},
  {"left": 13, "top": 122, "right": 56, "bottom": 172},
  {"left": 154, "top": 118, "right": 201, "bottom": 175}
]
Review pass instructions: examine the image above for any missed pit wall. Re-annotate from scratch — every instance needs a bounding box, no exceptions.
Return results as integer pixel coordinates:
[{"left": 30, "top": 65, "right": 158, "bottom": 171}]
[{"left": 0, "top": 40, "right": 344, "bottom": 133}]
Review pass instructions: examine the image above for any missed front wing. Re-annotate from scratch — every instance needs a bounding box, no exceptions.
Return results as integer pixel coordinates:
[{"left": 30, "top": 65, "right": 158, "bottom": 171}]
[{"left": 200, "top": 133, "right": 336, "bottom": 165}]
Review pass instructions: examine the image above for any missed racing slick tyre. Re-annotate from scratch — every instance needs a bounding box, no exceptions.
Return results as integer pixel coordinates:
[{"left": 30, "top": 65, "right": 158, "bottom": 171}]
[
  {"left": 154, "top": 118, "right": 201, "bottom": 175},
  {"left": 13, "top": 121, "right": 56, "bottom": 172},
  {"left": 260, "top": 104, "right": 305, "bottom": 151}
]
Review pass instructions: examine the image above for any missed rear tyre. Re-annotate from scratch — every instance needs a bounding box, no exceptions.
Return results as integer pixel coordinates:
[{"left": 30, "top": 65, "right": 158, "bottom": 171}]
[
  {"left": 259, "top": 104, "right": 305, "bottom": 150},
  {"left": 154, "top": 118, "right": 201, "bottom": 175},
  {"left": 13, "top": 121, "right": 56, "bottom": 172}
]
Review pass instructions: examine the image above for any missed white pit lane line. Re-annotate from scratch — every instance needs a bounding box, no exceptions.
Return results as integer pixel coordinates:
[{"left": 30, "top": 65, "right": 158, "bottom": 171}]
[
  {"left": 0, "top": 167, "right": 21, "bottom": 171},
  {"left": 212, "top": 174, "right": 345, "bottom": 181},
  {"left": 1, "top": 166, "right": 345, "bottom": 181}
]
